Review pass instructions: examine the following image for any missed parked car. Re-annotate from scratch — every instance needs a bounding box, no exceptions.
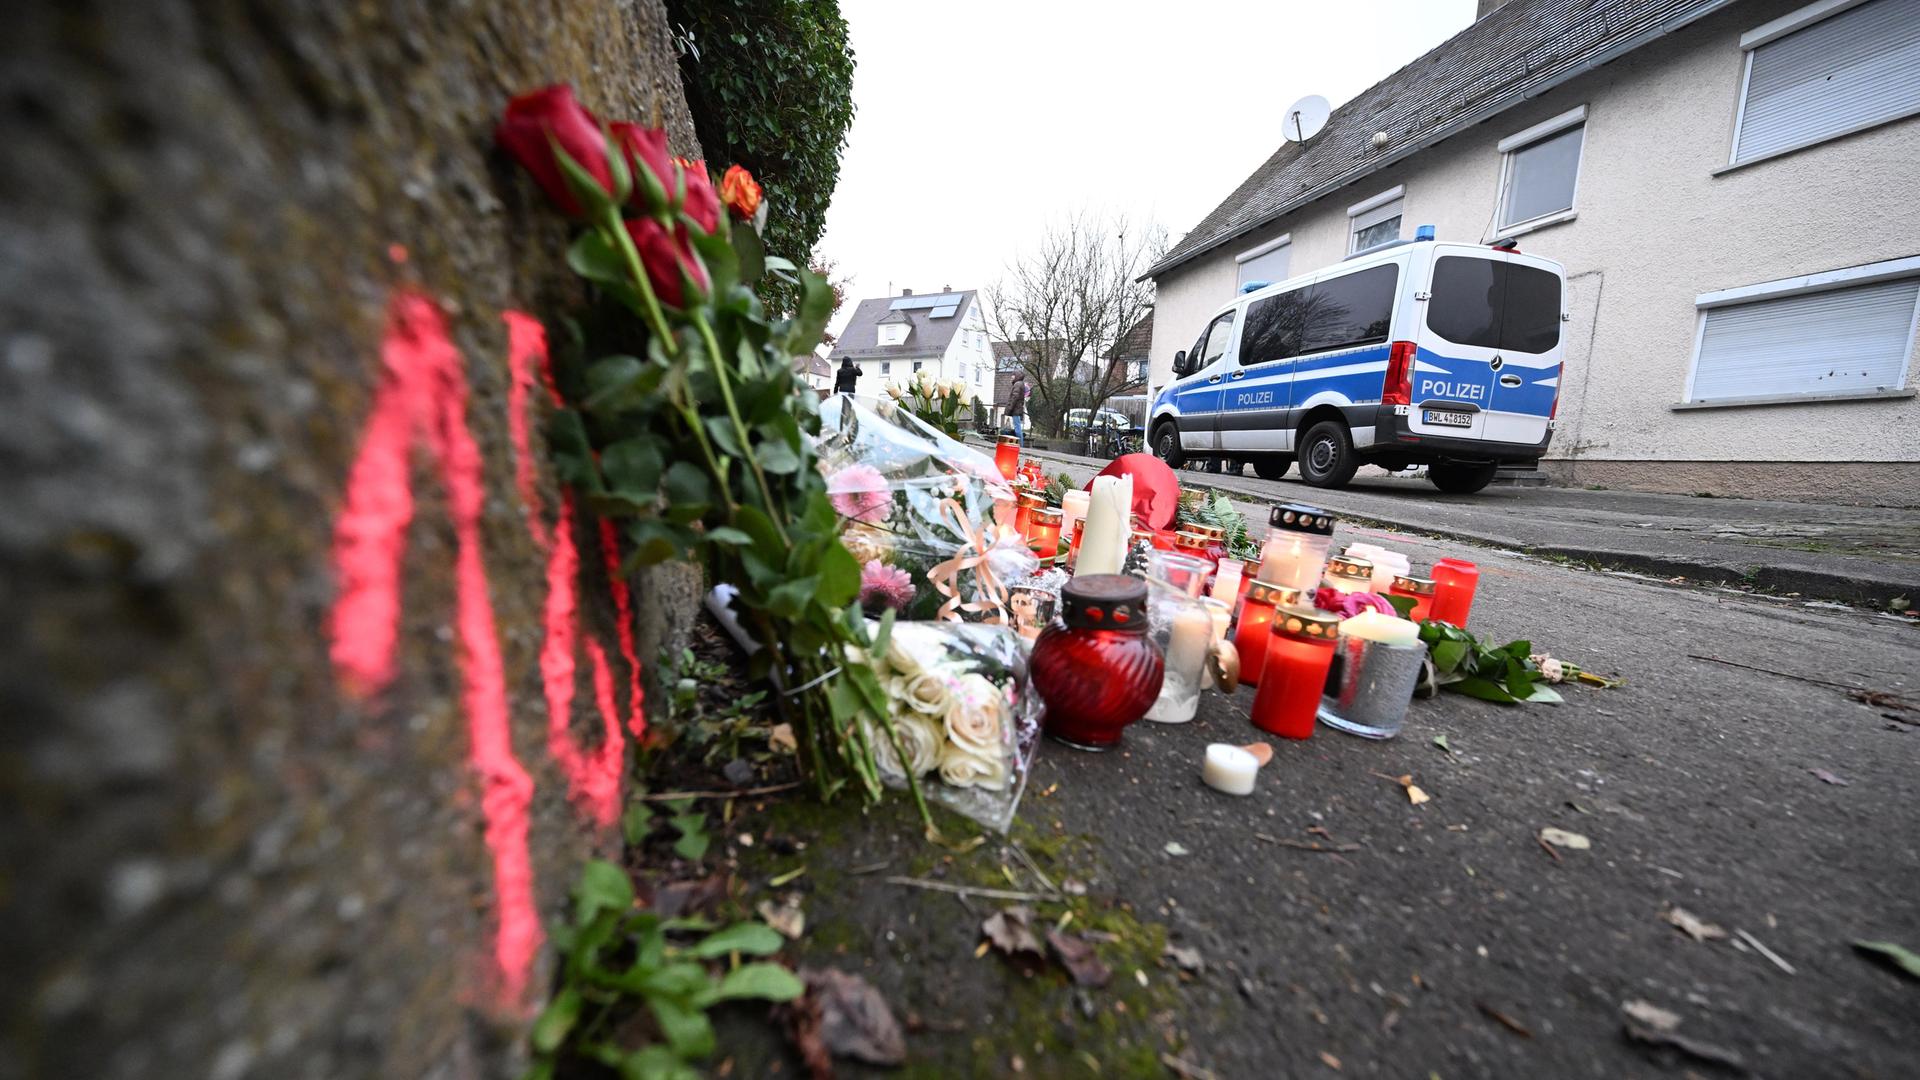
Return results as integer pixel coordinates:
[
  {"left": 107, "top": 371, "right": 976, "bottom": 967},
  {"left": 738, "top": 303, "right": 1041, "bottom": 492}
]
[
  {"left": 1064, "top": 408, "right": 1131, "bottom": 434},
  {"left": 1148, "top": 230, "right": 1565, "bottom": 493}
]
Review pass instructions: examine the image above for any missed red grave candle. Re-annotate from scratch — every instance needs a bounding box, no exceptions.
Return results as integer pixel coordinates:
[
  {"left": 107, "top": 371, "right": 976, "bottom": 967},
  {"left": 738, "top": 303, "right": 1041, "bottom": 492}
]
[
  {"left": 1249, "top": 607, "right": 1340, "bottom": 740},
  {"left": 1234, "top": 557, "right": 1261, "bottom": 614},
  {"left": 1033, "top": 575, "right": 1165, "bottom": 749},
  {"left": 1388, "top": 574, "right": 1436, "bottom": 623},
  {"left": 994, "top": 436, "right": 1021, "bottom": 481},
  {"left": 1232, "top": 579, "right": 1302, "bottom": 689},
  {"left": 1429, "top": 558, "right": 1480, "bottom": 627},
  {"left": 1014, "top": 490, "right": 1047, "bottom": 540},
  {"left": 1028, "top": 507, "right": 1063, "bottom": 562}
]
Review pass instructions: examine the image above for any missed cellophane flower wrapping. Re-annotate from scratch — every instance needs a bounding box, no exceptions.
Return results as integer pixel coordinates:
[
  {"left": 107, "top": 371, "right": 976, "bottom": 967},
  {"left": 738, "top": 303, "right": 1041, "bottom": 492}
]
[
  {"left": 817, "top": 395, "right": 1035, "bottom": 622},
  {"left": 862, "top": 620, "right": 1040, "bottom": 833}
]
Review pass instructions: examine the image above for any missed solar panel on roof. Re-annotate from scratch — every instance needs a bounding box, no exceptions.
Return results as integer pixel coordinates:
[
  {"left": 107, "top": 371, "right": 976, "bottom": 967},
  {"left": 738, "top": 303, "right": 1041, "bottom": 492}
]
[
  {"left": 889, "top": 293, "right": 965, "bottom": 311},
  {"left": 929, "top": 305, "right": 958, "bottom": 318}
]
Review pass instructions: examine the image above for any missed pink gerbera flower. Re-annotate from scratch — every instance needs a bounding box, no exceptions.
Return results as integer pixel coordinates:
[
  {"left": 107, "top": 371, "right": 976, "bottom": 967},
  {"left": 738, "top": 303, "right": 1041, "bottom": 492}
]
[
  {"left": 860, "top": 560, "right": 916, "bottom": 613},
  {"left": 827, "top": 463, "right": 892, "bottom": 524}
]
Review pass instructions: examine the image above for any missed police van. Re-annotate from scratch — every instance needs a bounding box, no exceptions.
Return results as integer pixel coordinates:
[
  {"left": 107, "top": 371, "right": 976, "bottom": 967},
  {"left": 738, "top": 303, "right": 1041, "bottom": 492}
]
[{"left": 1149, "top": 228, "right": 1566, "bottom": 494}]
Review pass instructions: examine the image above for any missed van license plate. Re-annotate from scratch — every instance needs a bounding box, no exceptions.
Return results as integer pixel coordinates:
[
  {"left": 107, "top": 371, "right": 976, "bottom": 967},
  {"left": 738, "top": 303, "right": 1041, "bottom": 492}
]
[{"left": 1423, "top": 409, "right": 1473, "bottom": 428}]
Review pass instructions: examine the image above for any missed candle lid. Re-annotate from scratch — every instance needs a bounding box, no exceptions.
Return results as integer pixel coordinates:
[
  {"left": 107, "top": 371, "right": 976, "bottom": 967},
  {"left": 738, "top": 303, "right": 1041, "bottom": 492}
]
[
  {"left": 1244, "top": 579, "right": 1303, "bottom": 608},
  {"left": 1017, "top": 491, "right": 1049, "bottom": 510},
  {"left": 1031, "top": 507, "right": 1063, "bottom": 525},
  {"left": 1268, "top": 503, "right": 1335, "bottom": 536},
  {"left": 1059, "top": 574, "right": 1149, "bottom": 634},
  {"left": 997, "top": 435, "right": 1021, "bottom": 446},
  {"left": 1191, "top": 524, "right": 1226, "bottom": 542},
  {"left": 1173, "top": 530, "right": 1210, "bottom": 550},
  {"left": 1272, "top": 606, "right": 1340, "bottom": 641},
  {"left": 1327, "top": 554, "right": 1374, "bottom": 578},
  {"left": 1390, "top": 574, "right": 1435, "bottom": 595}
]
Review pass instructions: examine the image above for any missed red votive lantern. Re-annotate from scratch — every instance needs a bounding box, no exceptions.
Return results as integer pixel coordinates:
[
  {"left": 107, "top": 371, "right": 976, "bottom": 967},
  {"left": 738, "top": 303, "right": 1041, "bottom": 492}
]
[
  {"left": 1033, "top": 575, "right": 1165, "bottom": 750},
  {"left": 1249, "top": 607, "right": 1340, "bottom": 740},
  {"left": 1235, "top": 557, "right": 1261, "bottom": 613},
  {"left": 1388, "top": 574, "right": 1436, "bottom": 623},
  {"left": 1190, "top": 523, "right": 1230, "bottom": 565},
  {"left": 1028, "top": 507, "right": 1063, "bottom": 562},
  {"left": 1429, "top": 558, "right": 1480, "bottom": 627},
  {"left": 995, "top": 436, "right": 1021, "bottom": 480},
  {"left": 1015, "top": 490, "right": 1048, "bottom": 540},
  {"left": 1232, "top": 579, "right": 1302, "bottom": 690}
]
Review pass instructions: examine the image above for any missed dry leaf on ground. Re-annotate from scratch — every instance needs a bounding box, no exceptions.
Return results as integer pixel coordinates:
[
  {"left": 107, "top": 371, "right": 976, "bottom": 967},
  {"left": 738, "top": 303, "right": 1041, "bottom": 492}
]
[
  {"left": 1664, "top": 905, "right": 1728, "bottom": 942},
  {"left": 1047, "top": 928, "right": 1113, "bottom": 987},
  {"left": 797, "top": 968, "right": 906, "bottom": 1068},
  {"left": 1621, "top": 999, "right": 1682, "bottom": 1033},
  {"left": 769, "top": 722, "right": 798, "bottom": 754},
  {"left": 1163, "top": 943, "right": 1206, "bottom": 973},
  {"left": 1538, "top": 827, "right": 1590, "bottom": 851},
  {"left": 981, "top": 905, "right": 1045, "bottom": 970},
  {"left": 758, "top": 896, "right": 806, "bottom": 940},
  {"left": 1623, "top": 1022, "right": 1747, "bottom": 1073},
  {"left": 1318, "top": 1050, "right": 1342, "bottom": 1070},
  {"left": 1477, "top": 1001, "right": 1533, "bottom": 1037},
  {"left": 1372, "top": 772, "right": 1431, "bottom": 805},
  {"left": 1808, "top": 767, "right": 1851, "bottom": 786}
]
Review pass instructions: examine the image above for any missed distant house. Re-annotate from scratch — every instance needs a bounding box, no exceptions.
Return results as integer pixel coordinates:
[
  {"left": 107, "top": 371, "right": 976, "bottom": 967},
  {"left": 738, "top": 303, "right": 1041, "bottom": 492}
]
[
  {"left": 1144, "top": 0, "right": 1920, "bottom": 503},
  {"left": 1105, "top": 309, "right": 1152, "bottom": 395},
  {"left": 793, "top": 353, "right": 833, "bottom": 393},
  {"left": 825, "top": 287, "right": 996, "bottom": 402}
]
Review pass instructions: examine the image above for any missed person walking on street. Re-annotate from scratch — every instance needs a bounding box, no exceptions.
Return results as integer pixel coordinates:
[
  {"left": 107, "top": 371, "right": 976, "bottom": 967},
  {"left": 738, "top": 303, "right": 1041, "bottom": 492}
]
[
  {"left": 1007, "top": 372, "right": 1030, "bottom": 445},
  {"left": 834, "top": 357, "right": 859, "bottom": 395}
]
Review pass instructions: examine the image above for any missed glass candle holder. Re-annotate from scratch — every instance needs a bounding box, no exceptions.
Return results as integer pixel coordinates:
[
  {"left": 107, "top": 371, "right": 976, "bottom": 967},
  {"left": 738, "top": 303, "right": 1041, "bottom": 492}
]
[
  {"left": 1209, "top": 557, "right": 1244, "bottom": 608},
  {"left": 995, "top": 436, "right": 1021, "bottom": 480},
  {"left": 1319, "top": 636, "right": 1427, "bottom": 740},
  {"left": 1250, "top": 607, "right": 1340, "bottom": 740},
  {"left": 1232, "top": 579, "right": 1302, "bottom": 689},
  {"left": 1387, "top": 574, "right": 1436, "bottom": 622},
  {"left": 1015, "top": 490, "right": 1048, "bottom": 540},
  {"left": 1235, "top": 557, "right": 1261, "bottom": 614},
  {"left": 1257, "top": 504, "right": 1336, "bottom": 593},
  {"left": 1028, "top": 507, "right": 1063, "bottom": 562},
  {"left": 1430, "top": 558, "right": 1480, "bottom": 627},
  {"left": 1323, "top": 554, "right": 1375, "bottom": 594},
  {"left": 1200, "top": 596, "right": 1232, "bottom": 691},
  {"left": 1144, "top": 597, "right": 1211, "bottom": 724},
  {"left": 1173, "top": 531, "right": 1218, "bottom": 578},
  {"left": 1033, "top": 575, "right": 1164, "bottom": 749},
  {"left": 1059, "top": 490, "right": 1089, "bottom": 557},
  {"left": 1147, "top": 549, "right": 1212, "bottom": 599}
]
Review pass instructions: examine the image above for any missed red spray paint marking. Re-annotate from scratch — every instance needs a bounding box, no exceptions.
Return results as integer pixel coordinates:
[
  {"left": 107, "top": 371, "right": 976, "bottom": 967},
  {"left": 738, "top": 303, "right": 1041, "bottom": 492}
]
[
  {"left": 327, "top": 293, "right": 540, "bottom": 1006},
  {"left": 538, "top": 488, "right": 625, "bottom": 827},
  {"left": 599, "top": 518, "right": 648, "bottom": 741},
  {"left": 504, "top": 311, "right": 554, "bottom": 549}
]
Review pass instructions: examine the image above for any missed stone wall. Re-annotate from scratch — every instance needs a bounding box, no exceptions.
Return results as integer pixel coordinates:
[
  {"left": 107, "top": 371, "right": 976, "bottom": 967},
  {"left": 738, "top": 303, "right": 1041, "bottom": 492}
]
[{"left": 0, "top": 3, "right": 701, "bottom": 1077}]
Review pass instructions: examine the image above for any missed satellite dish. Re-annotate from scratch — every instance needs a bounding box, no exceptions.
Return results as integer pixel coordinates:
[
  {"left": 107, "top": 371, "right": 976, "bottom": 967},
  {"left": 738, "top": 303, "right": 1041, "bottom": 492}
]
[{"left": 1282, "top": 95, "right": 1330, "bottom": 143}]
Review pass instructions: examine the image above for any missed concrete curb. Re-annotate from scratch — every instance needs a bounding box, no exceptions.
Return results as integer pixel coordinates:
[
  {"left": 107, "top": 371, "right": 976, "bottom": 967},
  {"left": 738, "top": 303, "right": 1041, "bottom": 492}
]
[{"left": 1010, "top": 446, "right": 1918, "bottom": 608}]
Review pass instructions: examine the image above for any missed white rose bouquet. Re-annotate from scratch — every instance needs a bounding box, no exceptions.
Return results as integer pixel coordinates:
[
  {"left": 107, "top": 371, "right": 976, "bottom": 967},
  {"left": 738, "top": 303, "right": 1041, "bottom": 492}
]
[{"left": 862, "top": 620, "right": 1040, "bottom": 832}]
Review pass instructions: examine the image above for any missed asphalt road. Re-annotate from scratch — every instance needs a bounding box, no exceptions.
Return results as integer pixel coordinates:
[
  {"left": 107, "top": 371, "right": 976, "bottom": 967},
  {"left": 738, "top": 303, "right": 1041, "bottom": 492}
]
[
  {"left": 722, "top": 527, "right": 1920, "bottom": 1079},
  {"left": 1017, "top": 447, "right": 1920, "bottom": 607}
]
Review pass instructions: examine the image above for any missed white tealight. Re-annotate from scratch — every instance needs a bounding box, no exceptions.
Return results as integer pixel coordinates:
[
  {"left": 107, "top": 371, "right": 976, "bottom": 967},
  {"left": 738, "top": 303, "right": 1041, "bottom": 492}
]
[{"left": 1202, "top": 743, "right": 1258, "bottom": 796}]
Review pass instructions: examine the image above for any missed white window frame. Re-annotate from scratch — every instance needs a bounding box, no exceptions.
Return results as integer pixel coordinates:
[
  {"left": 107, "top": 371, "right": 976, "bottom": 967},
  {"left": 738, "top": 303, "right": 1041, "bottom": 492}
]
[
  {"left": 1677, "top": 254, "right": 1920, "bottom": 409},
  {"left": 1347, "top": 186, "right": 1405, "bottom": 255},
  {"left": 1492, "top": 105, "right": 1586, "bottom": 238},
  {"left": 1723, "top": 0, "right": 1920, "bottom": 171},
  {"left": 1234, "top": 233, "right": 1293, "bottom": 286}
]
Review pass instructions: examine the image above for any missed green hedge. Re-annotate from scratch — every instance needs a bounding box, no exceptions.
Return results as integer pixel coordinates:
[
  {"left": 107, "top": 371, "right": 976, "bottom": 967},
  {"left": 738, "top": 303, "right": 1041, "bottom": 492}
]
[{"left": 667, "top": 0, "right": 855, "bottom": 312}]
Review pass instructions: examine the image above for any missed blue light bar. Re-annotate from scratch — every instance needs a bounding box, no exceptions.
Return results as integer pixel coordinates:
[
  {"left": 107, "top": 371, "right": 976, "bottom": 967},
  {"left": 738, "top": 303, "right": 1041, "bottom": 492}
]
[
  {"left": 1239, "top": 280, "right": 1269, "bottom": 294},
  {"left": 1415, "top": 224, "right": 1436, "bottom": 241}
]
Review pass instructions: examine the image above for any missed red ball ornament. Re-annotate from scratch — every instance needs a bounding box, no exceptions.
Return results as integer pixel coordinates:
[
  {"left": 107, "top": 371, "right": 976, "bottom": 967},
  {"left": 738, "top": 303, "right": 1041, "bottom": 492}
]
[{"left": 1086, "top": 453, "right": 1181, "bottom": 532}]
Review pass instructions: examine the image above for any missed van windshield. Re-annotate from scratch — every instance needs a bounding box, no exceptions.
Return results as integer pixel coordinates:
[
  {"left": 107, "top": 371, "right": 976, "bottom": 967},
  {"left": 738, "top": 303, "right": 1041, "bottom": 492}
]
[{"left": 1427, "top": 256, "right": 1561, "bottom": 353}]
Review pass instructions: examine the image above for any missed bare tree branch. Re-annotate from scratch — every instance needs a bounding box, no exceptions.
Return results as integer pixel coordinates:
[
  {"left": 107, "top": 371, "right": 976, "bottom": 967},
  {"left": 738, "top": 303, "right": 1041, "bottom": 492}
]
[{"left": 984, "top": 211, "right": 1166, "bottom": 438}]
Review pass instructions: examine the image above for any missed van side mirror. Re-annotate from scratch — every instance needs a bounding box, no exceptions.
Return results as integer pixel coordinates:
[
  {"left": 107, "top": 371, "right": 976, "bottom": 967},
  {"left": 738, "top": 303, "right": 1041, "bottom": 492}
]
[{"left": 1172, "top": 349, "right": 1189, "bottom": 376}]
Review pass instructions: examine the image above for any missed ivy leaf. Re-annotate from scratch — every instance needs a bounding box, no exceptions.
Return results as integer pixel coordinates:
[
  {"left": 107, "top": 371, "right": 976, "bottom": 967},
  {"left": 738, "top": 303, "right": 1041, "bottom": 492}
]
[
  {"left": 706, "top": 962, "right": 804, "bottom": 1004},
  {"left": 574, "top": 860, "right": 634, "bottom": 924},
  {"left": 620, "top": 1045, "right": 701, "bottom": 1080},
  {"left": 621, "top": 803, "right": 654, "bottom": 847},
  {"left": 625, "top": 518, "right": 692, "bottom": 566},
  {"left": 670, "top": 813, "right": 710, "bottom": 860},
  {"left": 584, "top": 354, "right": 660, "bottom": 413},
  {"left": 687, "top": 922, "right": 785, "bottom": 958},
  {"left": 647, "top": 996, "right": 716, "bottom": 1060},
  {"left": 547, "top": 410, "right": 604, "bottom": 493},
  {"left": 530, "top": 986, "right": 582, "bottom": 1054},
  {"left": 602, "top": 438, "right": 664, "bottom": 498}
]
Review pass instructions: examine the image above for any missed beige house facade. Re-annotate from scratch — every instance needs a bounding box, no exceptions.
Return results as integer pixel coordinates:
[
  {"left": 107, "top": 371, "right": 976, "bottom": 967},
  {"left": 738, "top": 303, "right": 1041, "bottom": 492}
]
[{"left": 1147, "top": 0, "right": 1920, "bottom": 504}]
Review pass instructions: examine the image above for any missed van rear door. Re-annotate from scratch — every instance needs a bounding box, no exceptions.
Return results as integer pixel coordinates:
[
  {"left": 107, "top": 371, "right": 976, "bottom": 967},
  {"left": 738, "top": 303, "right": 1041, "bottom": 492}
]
[{"left": 1415, "top": 250, "right": 1564, "bottom": 446}]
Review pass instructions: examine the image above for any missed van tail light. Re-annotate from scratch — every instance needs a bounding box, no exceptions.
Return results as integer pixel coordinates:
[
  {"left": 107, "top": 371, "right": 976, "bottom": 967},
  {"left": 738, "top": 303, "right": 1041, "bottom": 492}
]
[
  {"left": 1549, "top": 365, "right": 1563, "bottom": 419},
  {"left": 1383, "top": 340, "right": 1416, "bottom": 406}
]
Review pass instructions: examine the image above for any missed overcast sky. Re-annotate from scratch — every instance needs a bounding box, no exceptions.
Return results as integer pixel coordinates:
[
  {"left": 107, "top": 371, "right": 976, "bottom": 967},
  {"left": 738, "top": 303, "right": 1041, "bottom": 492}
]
[{"left": 819, "top": 0, "right": 1477, "bottom": 336}]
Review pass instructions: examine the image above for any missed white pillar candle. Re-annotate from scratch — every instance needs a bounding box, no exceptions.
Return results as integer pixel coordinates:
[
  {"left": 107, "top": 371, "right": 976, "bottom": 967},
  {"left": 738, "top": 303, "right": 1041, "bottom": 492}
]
[
  {"left": 1059, "top": 489, "right": 1090, "bottom": 553},
  {"left": 1200, "top": 597, "right": 1232, "bottom": 691},
  {"left": 1074, "top": 475, "right": 1128, "bottom": 577},
  {"left": 1345, "top": 543, "right": 1409, "bottom": 591},
  {"left": 1338, "top": 609, "right": 1421, "bottom": 646},
  {"left": 1210, "top": 557, "right": 1243, "bottom": 604},
  {"left": 1147, "top": 604, "right": 1211, "bottom": 724},
  {"left": 1202, "top": 743, "right": 1259, "bottom": 796}
]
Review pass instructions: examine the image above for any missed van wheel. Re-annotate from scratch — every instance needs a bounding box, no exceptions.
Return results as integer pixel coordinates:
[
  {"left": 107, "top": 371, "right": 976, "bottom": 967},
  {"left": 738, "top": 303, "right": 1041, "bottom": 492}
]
[
  {"left": 1253, "top": 457, "right": 1291, "bottom": 481},
  {"left": 1297, "top": 421, "right": 1358, "bottom": 489},
  {"left": 1152, "top": 422, "right": 1185, "bottom": 468},
  {"left": 1428, "top": 461, "right": 1498, "bottom": 494}
]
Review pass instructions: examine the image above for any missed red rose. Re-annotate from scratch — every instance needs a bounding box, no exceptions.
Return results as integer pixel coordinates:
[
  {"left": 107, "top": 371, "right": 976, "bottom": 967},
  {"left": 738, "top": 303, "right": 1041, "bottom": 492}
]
[
  {"left": 611, "top": 122, "right": 674, "bottom": 211},
  {"left": 720, "top": 165, "right": 762, "bottom": 221},
  {"left": 674, "top": 157, "right": 722, "bottom": 235},
  {"left": 495, "top": 85, "right": 613, "bottom": 218},
  {"left": 624, "top": 217, "right": 709, "bottom": 309}
]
